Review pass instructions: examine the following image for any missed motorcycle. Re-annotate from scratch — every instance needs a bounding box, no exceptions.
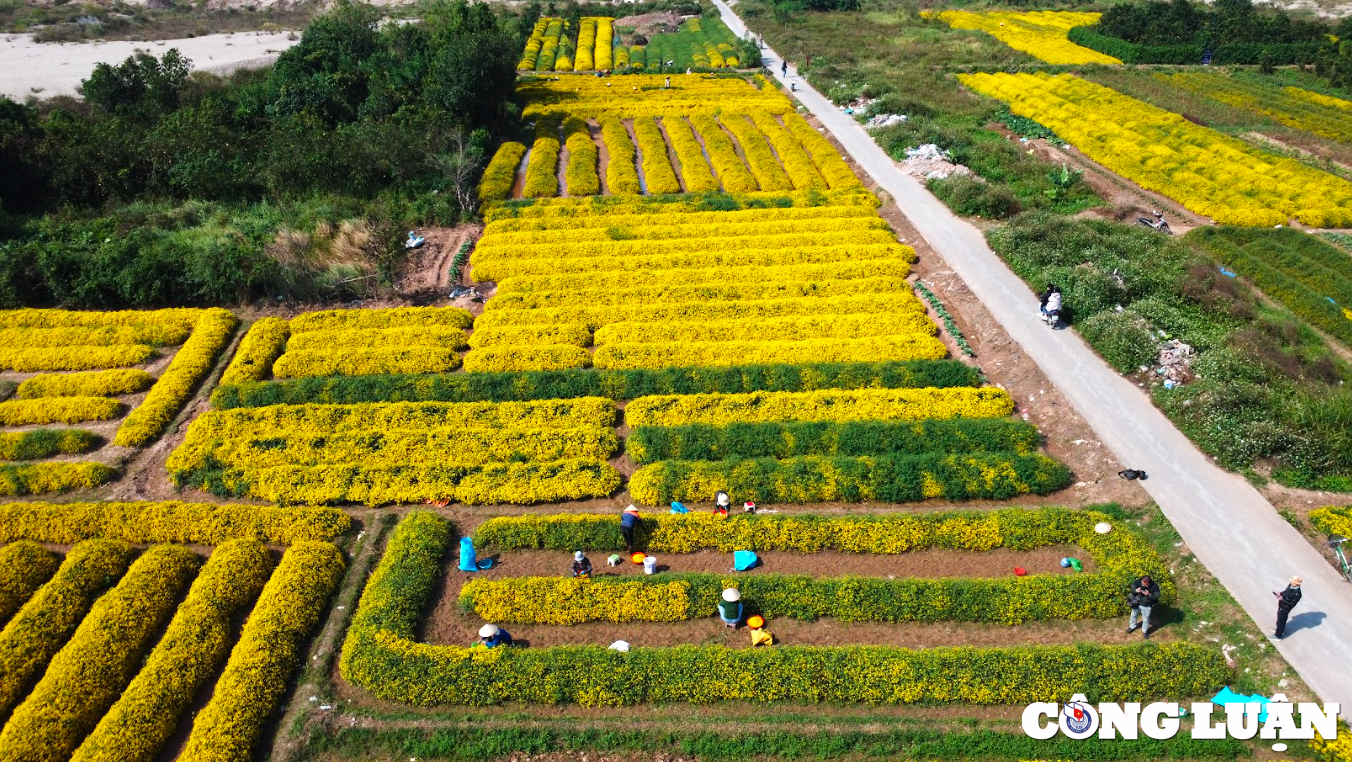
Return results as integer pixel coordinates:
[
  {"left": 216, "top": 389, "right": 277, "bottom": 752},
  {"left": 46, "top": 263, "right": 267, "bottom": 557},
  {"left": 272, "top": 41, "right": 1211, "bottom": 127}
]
[
  {"left": 1040, "top": 291, "right": 1062, "bottom": 327},
  {"left": 1136, "top": 210, "right": 1171, "bottom": 235}
]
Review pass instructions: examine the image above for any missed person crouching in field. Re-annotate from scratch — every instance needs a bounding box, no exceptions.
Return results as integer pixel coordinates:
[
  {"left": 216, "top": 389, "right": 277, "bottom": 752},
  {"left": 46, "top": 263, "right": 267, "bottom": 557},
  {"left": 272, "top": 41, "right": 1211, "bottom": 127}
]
[
  {"left": 571, "top": 551, "right": 592, "bottom": 578},
  {"left": 475, "top": 623, "right": 513, "bottom": 649}
]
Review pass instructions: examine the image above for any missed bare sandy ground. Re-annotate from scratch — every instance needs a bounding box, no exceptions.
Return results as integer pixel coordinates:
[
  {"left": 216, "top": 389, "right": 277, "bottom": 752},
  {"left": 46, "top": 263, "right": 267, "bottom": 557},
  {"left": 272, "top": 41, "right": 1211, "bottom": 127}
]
[{"left": 0, "top": 30, "right": 299, "bottom": 100}]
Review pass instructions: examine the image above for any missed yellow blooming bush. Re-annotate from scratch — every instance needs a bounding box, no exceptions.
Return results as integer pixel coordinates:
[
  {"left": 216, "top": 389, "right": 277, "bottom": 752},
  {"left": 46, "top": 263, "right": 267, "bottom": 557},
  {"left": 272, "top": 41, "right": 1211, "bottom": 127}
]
[
  {"left": 475, "top": 294, "right": 927, "bottom": 332},
  {"left": 482, "top": 188, "right": 876, "bottom": 221},
  {"left": 479, "top": 141, "right": 527, "bottom": 203},
  {"left": 1310, "top": 506, "right": 1352, "bottom": 538},
  {"left": 535, "top": 18, "right": 563, "bottom": 70},
  {"left": 495, "top": 259, "right": 912, "bottom": 296},
  {"left": 575, "top": 18, "right": 596, "bottom": 71},
  {"left": 341, "top": 512, "right": 1225, "bottom": 707},
  {"left": 0, "top": 462, "right": 118, "bottom": 496},
  {"left": 0, "top": 396, "right": 123, "bottom": 425},
  {"left": 0, "top": 542, "right": 59, "bottom": 626},
  {"left": 16, "top": 368, "right": 154, "bottom": 399},
  {"left": 594, "top": 313, "right": 933, "bottom": 345},
  {"left": 462, "top": 577, "right": 691, "bottom": 624},
  {"left": 1311, "top": 720, "right": 1352, "bottom": 762},
  {"left": 934, "top": 10, "right": 1119, "bottom": 65},
  {"left": 178, "top": 542, "right": 345, "bottom": 762},
  {"left": 0, "top": 545, "right": 199, "bottom": 761},
  {"left": 691, "top": 113, "right": 759, "bottom": 192},
  {"left": 960, "top": 72, "right": 1352, "bottom": 227},
  {"left": 481, "top": 212, "right": 887, "bottom": 247},
  {"left": 485, "top": 277, "right": 907, "bottom": 312},
  {"left": 472, "top": 242, "right": 909, "bottom": 282},
  {"left": 0, "top": 322, "right": 190, "bottom": 348},
  {"left": 467, "top": 323, "right": 592, "bottom": 349},
  {"left": 482, "top": 203, "right": 879, "bottom": 235},
  {"left": 245, "top": 458, "right": 622, "bottom": 506},
  {"left": 635, "top": 116, "right": 682, "bottom": 194},
  {"left": 0, "top": 500, "right": 350, "bottom": 544},
  {"left": 115, "top": 308, "right": 237, "bottom": 447},
  {"left": 0, "top": 429, "right": 99, "bottom": 461},
  {"left": 524, "top": 117, "right": 562, "bottom": 198},
  {"left": 629, "top": 453, "right": 1069, "bottom": 504},
  {"left": 594, "top": 335, "right": 947, "bottom": 370},
  {"left": 600, "top": 117, "right": 640, "bottom": 194},
  {"left": 219, "top": 317, "right": 289, "bottom": 384},
  {"left": 1169, "top": 73, "right": 1352, "bottom": 146},
  {"left": 0, "top": 538, "right": 133, "bottom": 719},
  {"left": 664, "top": 116, "right": 721, "bottom": 192},
  {"left": 0, "top": 344, "right": 154, "bottom": 372},
  {"left": 518, "top": 17, "right": 549, "bottom": 69},
  {"left": 626, "top": 387, "right": 1013, "bottom": 427},
  {"left": 780, "top": 112, "right": 861, "bottom": 190},
  {"left": 71, "top": 540, "right": 273, "bottom": 762},
  {"left": 0, "top": 307, "right": 200, "bottom": 331},
  {"left": 750, "top": 112, "right": 827, "bottom": 191},
  {"left": 273, "top": 347, "right": 463, "bottom": 378},
  {"left": 721, "top": 114, "right": 793, "bottom": 192},
  {"left": 564, "top": 116, "right": 600, "bottom": 196},
  {"left": 463, "top": 344, "right": 593, "bottom": 373},
  {"left": 289, "top": 306, "right": 472, "bottom": 333},
  {"left": 520, "top": 75, "right": 792, "bottom": 120},
  {"left": 595, "top": 18, "right": 613, "bottom": 69}
]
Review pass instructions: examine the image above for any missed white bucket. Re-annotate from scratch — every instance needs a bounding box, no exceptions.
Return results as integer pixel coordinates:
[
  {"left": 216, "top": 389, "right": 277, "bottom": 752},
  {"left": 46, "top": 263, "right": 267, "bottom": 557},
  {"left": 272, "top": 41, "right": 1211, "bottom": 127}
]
[{"left": 643, "top": 556, "right": 657, "bottom": 575}]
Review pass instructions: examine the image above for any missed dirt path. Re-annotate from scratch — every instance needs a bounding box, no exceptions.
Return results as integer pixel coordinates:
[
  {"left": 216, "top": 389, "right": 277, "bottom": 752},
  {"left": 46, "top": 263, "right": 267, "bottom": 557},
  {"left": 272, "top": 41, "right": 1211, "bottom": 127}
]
[
  {"left": 394, "top": 224, "right": 482, "bottom": 300},
  {"left": 716, "top": 0, "right": 1352, "bottom": 715}
]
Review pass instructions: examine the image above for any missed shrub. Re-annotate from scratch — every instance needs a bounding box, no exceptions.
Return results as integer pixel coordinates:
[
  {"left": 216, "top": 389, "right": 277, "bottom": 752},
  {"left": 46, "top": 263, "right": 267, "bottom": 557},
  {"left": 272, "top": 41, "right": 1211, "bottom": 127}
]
[
  {"left": 625, "top": 387, "right": 1014, "bottom": 427},
  {"left": 287, "top": 326, "right": 469, "bottom": 352},
  {"left": 0, "top": 542, "right": 59, "bottom": 627},
  {"left": 178, "top": 542, "right": 345, "bottom": 762},
  {"left": 1310, "top": 506, "right": 1352, "bottom": 538},
  {"left": 523, "top": 117, "right": 562, "bottom": 198},
  {"left": 0, "top": 429, "right": 99, "bottom": 461},
  {"left": 1080, "top": 310, "right": 1159, "bottom": 372},
  {"left": 600, "top": 117, "right": 641, "bottom": 195},
  {"left": 0, "top": 462, "right": 118, "bottom": 496},
  {"left": 563, "top": 117, "right": 600, "bottom": 197},
  {"left": 114, "top": 308, "right": 237, "bottom": 447},
  {"left": 479, "top": 142, "right": 527, "bottom": 204},
  {"left": 71, "top": 540, "right": 273, "bottom": 762},
  {"left": 463, "top": 345, "right": 592, "bottom": 373},
  {"left": 467, "top": 323, "right": 592, "bottom": 349},
  {"left": 0, "top": 539, "right": 133, "bottom": 719},
  {"left": 594, "top": 335, "right": 947, "bottom": 370},
  {"left": 930, "top": 175, "right": 1022, "bottom": 219},
  {"left": 0, "top": 500, "right": 350, "bottom": 544},
  {"left": 629, "top": 453, "right": 1071, "bottom": 504},
  {"left": 16, "top": 369, "right": 154, "bottom": 399},
  {"left": 211, "top": 360, "right": 980, "bottom": 408},
  {"left": 627, "top": 418, "right": 1041, "bottom": 464},
  {"left": 274, "top": 347, "right": 463, "bottom": 378},
  {"left": 0, "top": 545, "right": 199, "bottom": 761},
  {"left": 0, "top": 397, "right": 123, "bottom": 426},
  {"left": 0, "top": 345, "right": 154, "bottom": 372},
  {"left": 289, "top": 306, "right": 472, "bottom": 334},
  {"left": 219, "top": 318, "right": 289, "bottom": 385}
]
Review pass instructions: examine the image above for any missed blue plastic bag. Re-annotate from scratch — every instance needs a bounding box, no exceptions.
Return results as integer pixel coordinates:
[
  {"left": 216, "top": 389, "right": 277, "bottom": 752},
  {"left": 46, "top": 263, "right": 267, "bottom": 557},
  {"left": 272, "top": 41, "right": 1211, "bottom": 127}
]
[
  {"left": 670, "top": 501, "right": 689, "bottom": 514},
  {"left": 734, "top": 550, "right": 759, "bottom": 571}
]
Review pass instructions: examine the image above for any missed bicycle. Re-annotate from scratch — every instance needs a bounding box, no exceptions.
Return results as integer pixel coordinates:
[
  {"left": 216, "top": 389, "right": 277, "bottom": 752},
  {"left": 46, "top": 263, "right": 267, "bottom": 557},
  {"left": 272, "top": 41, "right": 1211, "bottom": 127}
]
[{"left": 1329, "top": 536, "right": 1352, "bottom": 583}]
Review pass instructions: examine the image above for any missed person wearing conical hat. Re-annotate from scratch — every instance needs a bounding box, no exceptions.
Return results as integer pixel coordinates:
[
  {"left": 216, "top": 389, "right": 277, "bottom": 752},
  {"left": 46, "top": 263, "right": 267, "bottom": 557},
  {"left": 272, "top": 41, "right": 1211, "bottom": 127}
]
[
  {"left": 474, "top": 623, "right": 513, "bottom": 649},
  {"left": 718, "top": 588, "right": 742, "bottom": 628},
  {"left": 620, "top": 505, "right": 640, "bottom": 554},
  {"left": 1273, "top": 576, "right": 1303, "bottom": 640}
]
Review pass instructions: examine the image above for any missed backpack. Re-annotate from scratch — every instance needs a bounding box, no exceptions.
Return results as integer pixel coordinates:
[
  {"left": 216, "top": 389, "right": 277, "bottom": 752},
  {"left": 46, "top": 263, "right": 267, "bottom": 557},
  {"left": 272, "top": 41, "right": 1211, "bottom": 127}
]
[{"left": 1119, "top": 469, "right": 1147, "bottom": 481}]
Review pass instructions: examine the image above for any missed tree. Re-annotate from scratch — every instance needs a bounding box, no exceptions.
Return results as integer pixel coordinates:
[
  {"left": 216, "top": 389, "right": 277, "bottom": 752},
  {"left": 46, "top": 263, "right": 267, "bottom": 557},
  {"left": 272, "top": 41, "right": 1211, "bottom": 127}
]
[{"left": 80, "top": 49, "right": 191, "bottom": 119}]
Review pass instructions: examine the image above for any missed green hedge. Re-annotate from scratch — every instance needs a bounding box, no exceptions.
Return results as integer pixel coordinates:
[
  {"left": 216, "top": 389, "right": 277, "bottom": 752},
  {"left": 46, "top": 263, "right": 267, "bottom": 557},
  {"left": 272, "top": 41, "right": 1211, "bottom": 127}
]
[
  {"left": 628, "top": 419, "right": 1040, "bottom": 464},
  {"left": 211, "top": 360, "right": 980, "bottom": 409},
  {"left": 1188, "top": 227, "right": 1352, "bottom": 349},
  {"left": 310, "top": 725, "right": 1250, "bottom": 762},
  {"left": 1067, "top": 27, "right": 1322, "bottom": 65},
  {"left": 341, "top": 512, "right": 1224, "bottom": 707},
  {"left": 0, "top": 429, "right": 99, "bottom": 461},
  {"left": 630, "top": 453, "right": 1071, "bottom": 504}
]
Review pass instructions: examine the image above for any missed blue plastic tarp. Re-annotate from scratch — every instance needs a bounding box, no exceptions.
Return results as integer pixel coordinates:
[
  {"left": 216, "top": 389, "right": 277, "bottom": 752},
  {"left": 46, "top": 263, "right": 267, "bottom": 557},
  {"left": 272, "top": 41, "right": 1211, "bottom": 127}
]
[
  {"left": 1211, "top": 686, "right": 1270, "bottom": 722},
  {"left": 734, "top": 550, "right": 759, "bottom": 571}
]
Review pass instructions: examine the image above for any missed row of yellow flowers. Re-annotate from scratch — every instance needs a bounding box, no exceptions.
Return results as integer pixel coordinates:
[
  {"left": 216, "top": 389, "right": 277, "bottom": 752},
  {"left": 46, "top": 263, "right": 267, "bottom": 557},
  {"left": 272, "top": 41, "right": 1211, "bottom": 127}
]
[
  {"left": 473, "top": 293, "right": 929, "bottom": 331},
  {"left": 525, "top": 116, "right": 562, "bottom": 198},
  {"left": 484, "top": 277, "right": 910, "bottom": 313},
  {"left": 273, "top": 347, "right": 463, "bottom": 378},
  {"left": 471, "top": 241, "right": 911, "bottom": 282},
  {"left": 626, "top": 387, "right": 1014, "bottom": 427},
  {"left": 593, "top": 335, "right": 947, "bottom": 370},
  {"left": 600, "top": 116, "right": 640, "bottom": 194},
  {"left": 0, "top": 542, "right": 58, "bottom": 625},
  {"left": 288, "top": 326, "right": 469, "bottom": 352},
  {"left": 0, "top": 396, "right": 123, "bottom": 426},
  {"left": 483, "top": 202, "right": 879, "bottom": 234},
  {"left": 564, "top": 116, "right": 601, "bottom": 196},
  {"left": 520, "top": 75, "right": 793, "bottom": 119},
  {"left": 932, "top": 10, "right": 1120, "bottom": 65},
  {"left": 722, "top": 113, "right": 794, "bottom": 192},
  {"left": 664, "top": 114, "right": 721, "bottom": 191},
  {"left": 779, "top": 111, "right": 861, "bottom": 190},
  {"left": 468, "top": 323, "right": 592, "bottom": 349},
  {"left": 691, "top": 113, "right": 758, "bottom": 192},
  {"left": 70, "top": 539, "right": 273, "bottom": 762},
  {"left": 0, "top": 462, "right": 118, "bottom": 496},
  {"left": 0, "top": 322, "right": 189, "bottom": 348},
  {"left": 1168, "top": 72, "right": 1352, "bottom": 146},
  {"left": 220, "top": 317, "right": 289, "bottom": 385},
  {"left": 478, "top": 141, "right": 526, "bottom": 204},
  {"left": 635, "top": 116, "right": 682, "bottom": 194},
  {"left": 0, "top": 307, "right": 201, "bottom": 331},
  {"left": 0, "top": 429, "right": 98, "bottom": 461},
  {"left": 0, "top": 500, "right": 350, "bottom": 544},
  {"left": 750, "top": 112, "right": 828, "bottom": 191},
  {"left": 0, "top": 544, "right": 199, "bottom": 761},
  {"left": 594, "top": 313, "right": 933, "bottom": 345},
  {"left": 289, "top": 306, "right": 472, "bottom": 333},
  {"left": 960, "top": 72, "right": 1352, "bottom": 226},
  {"left": 0, "top": 344, "right": 154, "bottom": 372},
  {"left": 494, "top": 258, "right": 914, "bottom": 296},
  {"left": 462, "top": 344, "right": 592, "bottom": 373},
  {"left": 481, "top": 187, "right": 876, "bottom": 222},
  {"left": 480, "top": 214, "right": 889, "bottom": 247},
  {"left": 16, "top": 369, "right": 152, "bottom": 399}
]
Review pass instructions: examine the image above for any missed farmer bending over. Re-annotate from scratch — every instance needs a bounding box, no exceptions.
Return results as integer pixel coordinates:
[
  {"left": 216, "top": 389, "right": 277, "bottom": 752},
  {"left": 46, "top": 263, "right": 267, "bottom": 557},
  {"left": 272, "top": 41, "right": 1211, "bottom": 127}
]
[{"left": 571, "top": 551, "right": 593, "bottom": 578}]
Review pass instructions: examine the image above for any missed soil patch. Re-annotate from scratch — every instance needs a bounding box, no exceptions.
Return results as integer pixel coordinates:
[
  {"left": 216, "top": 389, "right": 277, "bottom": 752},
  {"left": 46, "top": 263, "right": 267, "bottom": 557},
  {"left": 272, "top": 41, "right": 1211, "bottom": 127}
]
[{"left": 394, "top": 224, "right": 482, "bottom": 300}]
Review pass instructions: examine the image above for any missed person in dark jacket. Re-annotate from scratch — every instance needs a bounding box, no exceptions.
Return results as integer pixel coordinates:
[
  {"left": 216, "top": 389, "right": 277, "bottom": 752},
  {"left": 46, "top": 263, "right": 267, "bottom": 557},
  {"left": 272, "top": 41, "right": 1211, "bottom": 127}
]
[
  {"left": 1273, "top": 576, "right": 1302, "bottom": 639},
  {"left": 1126, "top": 575, "right": 1160, "bottom": 638},
  {"left": 620, "top": 505, "right": 640, "bottom": 554},
  {"left": 571, "top": 551, "right": 592, "bottom": 578}
]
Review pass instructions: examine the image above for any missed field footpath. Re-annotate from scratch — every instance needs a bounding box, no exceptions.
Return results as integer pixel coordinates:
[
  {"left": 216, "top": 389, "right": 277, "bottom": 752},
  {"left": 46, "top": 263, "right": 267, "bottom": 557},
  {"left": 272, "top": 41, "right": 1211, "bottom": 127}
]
[{"left": 714, "top": 0, "right": 1352, "bottom": 717}]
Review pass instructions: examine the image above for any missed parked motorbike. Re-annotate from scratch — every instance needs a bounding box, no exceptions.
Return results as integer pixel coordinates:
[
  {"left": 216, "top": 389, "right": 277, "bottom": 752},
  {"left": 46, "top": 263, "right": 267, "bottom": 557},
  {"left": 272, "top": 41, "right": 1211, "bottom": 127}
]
[{"left": 1136, "top": 210, "right": 1171, "bottom": 234}]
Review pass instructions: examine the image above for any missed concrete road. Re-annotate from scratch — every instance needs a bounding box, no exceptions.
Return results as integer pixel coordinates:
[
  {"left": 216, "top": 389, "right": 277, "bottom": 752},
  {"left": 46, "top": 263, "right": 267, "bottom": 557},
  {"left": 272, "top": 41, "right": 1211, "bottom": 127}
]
[{"left": 714, "top": 0, "right": 1352, "bottom": 716}]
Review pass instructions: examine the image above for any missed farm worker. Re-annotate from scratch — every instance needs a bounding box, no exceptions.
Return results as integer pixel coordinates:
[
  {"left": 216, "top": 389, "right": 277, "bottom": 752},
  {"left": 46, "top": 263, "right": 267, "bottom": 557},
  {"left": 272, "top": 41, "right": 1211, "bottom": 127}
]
[
  {"left": 748, "top": 615, "right": 774, "bottom": 647},
  {"left": 475, "top": 623, "right": 513, "bottom": 649},
  {"left": 718, "top": 588, "right": 743, "bottom": 628},
  {"left": 664, "top": 75, "right": 671, "bottom": 88},
  {"left": 780, "top": 60, "right": 787, "bottom": 76},
  {"left": 620, "top": 505, "right": 640, "bottom": 553},
  {"left": 1273, "top": 576, "right": 1303, "bottom": 639},
  {"left": 743, "top": 501, "right": 756, "bottom": 515},
  {"left": 571, "top": 551, "right": 593, "bottom": 578},
  {"left": 713, "top": 491, "right": 730, "bottom": 517},
  {"left": 1125, "top": 574, "right": 1160, "bottom": 639}
]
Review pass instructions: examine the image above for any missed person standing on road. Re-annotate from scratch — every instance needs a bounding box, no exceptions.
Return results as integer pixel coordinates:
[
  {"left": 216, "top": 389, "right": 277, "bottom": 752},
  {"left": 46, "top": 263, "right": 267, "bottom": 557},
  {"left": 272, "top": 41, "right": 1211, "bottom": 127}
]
[
  {"left": 1126, "top": 574, "right": 1160, "bottom": 639},
  {"left": 620, "top": 505, "right": 640, "bottom": 554},
  {"left": 780, "top": 60, "right": 787, "bottom": 76},
  {"left": 1274, "top": 576, "right": 1302, "bottom": 639}
]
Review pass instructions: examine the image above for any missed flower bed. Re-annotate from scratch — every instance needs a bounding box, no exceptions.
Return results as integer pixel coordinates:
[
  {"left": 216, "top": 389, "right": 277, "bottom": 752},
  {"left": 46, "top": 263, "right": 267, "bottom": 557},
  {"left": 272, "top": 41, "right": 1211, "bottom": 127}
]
[
  {"left": 0, "top": 500, "right": 350, "bottom": 544},
  {"left": 600, "top": 117, "right": 640, "bottom": 194},
  {"left": 0, "top": 429, "right": 99, "bottom": 461},
  {"left": 17, "top": 369, "right": 153, "bottom": 399},
  {"left": 0, "top": 462, "right": 118, "bottom": 496},
  {"left": 625, "top": 387, "right": 1014, "bottom": 427},
  {"left": 934, "top": 10, "right": 1119, "bottom": 65}
]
